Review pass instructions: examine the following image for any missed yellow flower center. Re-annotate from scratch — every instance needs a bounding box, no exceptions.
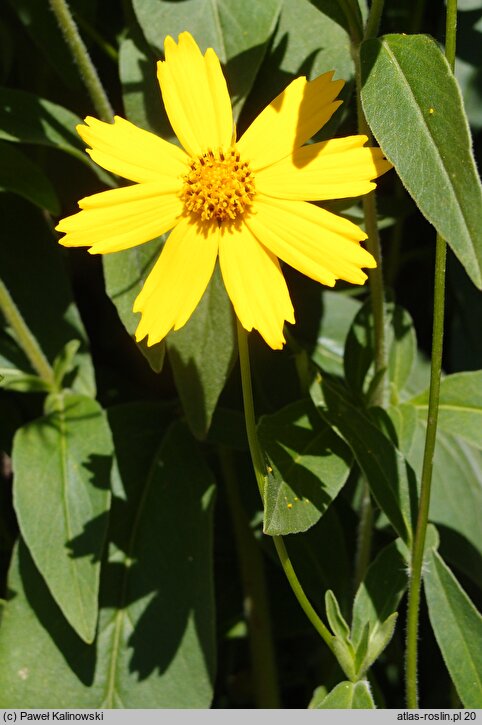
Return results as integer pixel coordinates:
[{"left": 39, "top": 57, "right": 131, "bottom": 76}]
[{"left": 181, "top": 148, "right": 256, "bottom": 223}]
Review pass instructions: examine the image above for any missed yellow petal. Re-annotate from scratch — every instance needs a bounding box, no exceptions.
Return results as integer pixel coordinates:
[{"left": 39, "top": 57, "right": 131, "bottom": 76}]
[
  {"left": 78, "top": 115, "right": 189, "bottom": 183},
  {"left": 246, "top": 196, "right": 376, "bottom": 287},
  {"left": 237, "top": 72, "right": 344, "bottom": 171},
  {"left": 256, "top": 136, "right": 393, "bottom": 201},
  {"left": 134, "top": 216, "right": 218, "bottom": 346},
  {"left": 218, "top": 222, "right": 294, "bottom": 350},
  {"left": 157, "top": 32, "right": 233, "bottom": 157},
  {"left": 56, "top": 184, "right": 183, "bottom": 254}
]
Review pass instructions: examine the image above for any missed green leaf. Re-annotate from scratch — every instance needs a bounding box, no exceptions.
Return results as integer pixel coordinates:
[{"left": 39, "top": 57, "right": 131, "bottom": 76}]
[
  {"left": 12, "top": 394, "right": 113, "bottom": 643},
  {"left": 332, "top": 637, "right": 357, "bottom": 681},
  {"left": 167, "top": 266, "right": 236, "bottom": 440},
  {"left": 311, "top": 291, "right": 361, "bottom": 377},
  {"left": 0, "top": 409, "right": 216, "bottom": 707},
  {"left": 0, "top": 87, "right": 110, "bottom": 184},
  {"left": 285, "top": 503, "right": 353, "bottom": 616},
  {"left": 132, "top": 0, "right": 282, "bottom": 120},
  {"left": 403, "top": 417, "right": 482, "bottom": 590},
  {"left": 387, "top": 402, "right": 418, "bottom": 456},
  {"left": 315, "top": 680, "right": 375, "bottom": 708},
  {"left": 325, "top": 589, "right": 351, "bottom": 641},
  {"left": 319, "top": 380, "right": 417, "bottom": 544},
  {"left": 454, "top": 8, "right": 482, "bottom": 131},
  {"left": 410, "top": 371, "right": 482, "bottom": 450},
  {"left": 258, "top": 399, "right": 352, "bottom": 535},
  {"left": 351, "top": 539, "right": 408, "bottom": 646},
  {"left": 308, "top": 0, "right": 364, "bottom": 38},
  {"left": 344, "top": 300, "right": 416, "bottom": 402},
  {"left": 0, "top": 141, "right": 59, "bottom": 213},
  {"left": 0, "top": 195, "right": 96, "bottom": 397},
  {"left": 308, "top": 685, "right": 328, "bottom": 708},
  {"left": 242, "top": 0, "right": 354, "bottom": 140},
  {"left": 361, "top": 34, "right": 482, "bottom": 289},
  {"left": 102, "top": 236, "right": 166, "bottom": 373},
  {"left": 424, "top": 550, "right": 482, "bottom": 708},
  {"left": 119, "top": 34, "right": 172, "bottom": 137}
]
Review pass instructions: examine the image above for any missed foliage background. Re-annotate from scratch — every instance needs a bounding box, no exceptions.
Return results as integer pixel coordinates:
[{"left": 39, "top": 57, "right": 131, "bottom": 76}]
[{"left": 0, "top": 0, "right": 481, "bottom": 709}]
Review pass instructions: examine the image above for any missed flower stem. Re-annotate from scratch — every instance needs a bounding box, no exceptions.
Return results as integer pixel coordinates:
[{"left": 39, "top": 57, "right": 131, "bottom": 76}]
[
  {"left": 405, "top": 0, "right": 456, "bottom": 708},
  {"left": 236, "top": 321, "right": 335, "bottom": 655},
  {"left": 49, "top": 0, "right": 114, "bottom": 121},
  {"left": 0, "top": 279, "right": 56, "bottom": 387},
  {"left": 219, "top": 447, "right": 280, "bottom": 708}
]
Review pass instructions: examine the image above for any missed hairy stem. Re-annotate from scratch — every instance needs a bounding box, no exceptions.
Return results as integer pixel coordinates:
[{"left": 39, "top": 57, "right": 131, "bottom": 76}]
[
  {"left": 405, "top": 0, "right": 456, "bottom": 708},
  {"left": 0, "top": 279, "right": 55, "bottom": 387},
  {"left": 49, "top": 0, "right": 114, "bottom": 121}
]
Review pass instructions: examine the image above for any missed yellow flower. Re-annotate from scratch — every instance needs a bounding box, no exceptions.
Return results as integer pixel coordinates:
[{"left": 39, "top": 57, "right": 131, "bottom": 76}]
[{"left": 56, "top": 32, "right": 390, "bottom": 350}]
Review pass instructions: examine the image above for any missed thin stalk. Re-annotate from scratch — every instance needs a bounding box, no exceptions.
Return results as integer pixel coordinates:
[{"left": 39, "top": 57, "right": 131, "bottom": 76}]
[
  {"left": 219, "top": 448, "right": 280, "bottom": 708},
  {"left": 236, "top": 321, "right": 335, "bottom": 654},
  {"left": 0, "top": 279, "right": 55, "bottom": 387},
  {"left": 405, "top": 0, "right": 456, "bottom": 708},
  {"left": 49, "top": 0, "right": 114, "bottom": 121}
]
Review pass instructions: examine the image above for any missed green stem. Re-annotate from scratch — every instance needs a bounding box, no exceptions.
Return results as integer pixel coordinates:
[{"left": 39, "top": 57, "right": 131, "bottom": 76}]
[
  {"left": 49, "top": 0, "right": 114, "bottom": 121},
  {"left": 363, "top": 0, "right": 385, "bottom": 42},
  {"left": 338, "top": 0, "right": 363, "bottom": 44},
  {"left": 0, "top": 279, "right": 55, "bottom": 387},
  {"left": 219, "top": 448, "right": 280, "bottom": 708},
  {"left": 405, "top": 0, "right": 456, "bottom": 708},
  {"left": 236, "top": 321, "right": 335, "bottom": 654}
]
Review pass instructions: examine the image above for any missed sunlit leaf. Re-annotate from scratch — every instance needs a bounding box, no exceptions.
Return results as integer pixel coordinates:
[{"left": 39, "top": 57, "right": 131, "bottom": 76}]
[
  {"left": 258, "top": 399, "right": 352, "bottom": 535},
  {"left": 424, "top": 550, "right": 482, "bottom": 708},
  {"left": 12, "top": 393, "right": 112, "bottom": 643},
  {"left": 410, "top": 371, "right": 482, "bottom": 450},
  {"left": 132, "top": 0, "right": 282, "bottom": 120},
  {"left": 0, "top": 410, "right": 216, "bottom": 707},
  {"left": 361, "top": 34, "right": 482, "bottom": 288}
]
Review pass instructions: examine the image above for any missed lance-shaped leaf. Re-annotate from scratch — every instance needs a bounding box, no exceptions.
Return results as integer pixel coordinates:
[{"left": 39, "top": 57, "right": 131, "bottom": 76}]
[
  {"left": 424, "top": 550, "right": 482, "bottom": 708},
  {"left": 258, "top": 400, "right": 352, "bottom": 535},
  {"left": 319, "top": 380, "right": 417, "bottom": 544},
  {"left": 361, "top": 34, "right": 482, "bottom": 288},
  {"left": 12, "top": 393, "right": 113, "bottom": 643},
  {"left": 167, "top": 266, "right": 237, "bottom": 440},
  {"left": 0, "top": 410, "right": 216, "bottom": 707}
]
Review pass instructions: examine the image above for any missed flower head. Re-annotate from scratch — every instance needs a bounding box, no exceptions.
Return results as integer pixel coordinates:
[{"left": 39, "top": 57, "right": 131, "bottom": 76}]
[{"left": 56, "top": 32, "right": 390, "bottom": 350}]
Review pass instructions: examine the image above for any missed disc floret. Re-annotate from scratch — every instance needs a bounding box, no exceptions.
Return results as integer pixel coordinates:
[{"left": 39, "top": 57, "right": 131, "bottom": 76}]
[{"left": 182, "top": 148, "right": 256, "bottom": 223}]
